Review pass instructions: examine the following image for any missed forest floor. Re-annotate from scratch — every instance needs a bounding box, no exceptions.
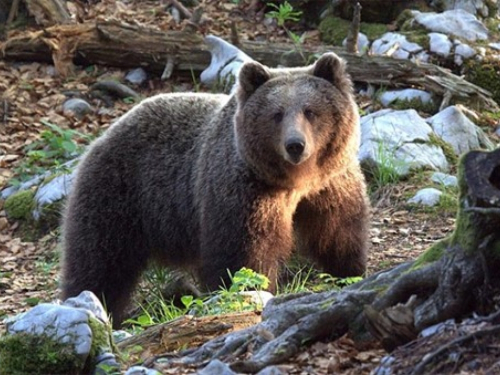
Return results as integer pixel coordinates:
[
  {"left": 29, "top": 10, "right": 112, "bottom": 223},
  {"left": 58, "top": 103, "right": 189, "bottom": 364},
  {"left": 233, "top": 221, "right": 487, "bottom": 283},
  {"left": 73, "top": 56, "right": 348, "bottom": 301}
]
[{"left": 0, "top": 0, "right": 494, "bottom": 373}]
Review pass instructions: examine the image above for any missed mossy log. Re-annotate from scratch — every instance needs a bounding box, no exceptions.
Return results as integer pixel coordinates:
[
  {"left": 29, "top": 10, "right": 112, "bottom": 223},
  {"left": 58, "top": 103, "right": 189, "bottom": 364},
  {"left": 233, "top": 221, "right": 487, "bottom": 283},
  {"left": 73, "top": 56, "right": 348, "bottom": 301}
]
[
  {"left": 147, "top": 148, "right": 500, "bottom": 373},
  {"left": 0, "top": 19, "right": 498, "bottom": 111}
]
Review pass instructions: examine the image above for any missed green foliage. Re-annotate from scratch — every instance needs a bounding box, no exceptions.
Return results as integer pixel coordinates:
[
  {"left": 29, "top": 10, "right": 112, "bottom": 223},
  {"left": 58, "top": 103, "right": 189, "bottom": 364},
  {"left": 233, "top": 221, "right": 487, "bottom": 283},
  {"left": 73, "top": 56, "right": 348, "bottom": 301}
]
[
  {"left": 4, "top": 190, "right": 35, "bottom": 220},
  {"left": 10, "top": 121, "right": 92, "bottom": 185},
  {"left": 265, "top": 1, "right": 302, "bottom": 27},
  {"left": 266, "top": 1, "right": 305, "bottom": 61},
  {"left": 0, "top": 333, "right": 83, "bottom": 375},
  {"left": 127, "top": 268, "right": 270, "bottom": 330}
]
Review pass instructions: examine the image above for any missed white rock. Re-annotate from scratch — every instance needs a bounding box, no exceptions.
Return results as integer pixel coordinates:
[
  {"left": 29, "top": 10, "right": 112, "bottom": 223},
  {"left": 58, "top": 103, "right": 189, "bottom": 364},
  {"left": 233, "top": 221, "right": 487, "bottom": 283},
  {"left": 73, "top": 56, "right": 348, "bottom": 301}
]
[
  {"left": 429, "top": 33, "right": 452, "bottom": 57},
  {"left": 431, "top": 172, "right": 458, "bottom": 187},
  {"left": 408, "top": 188, "right": 443, "bottom": 206},
  {"left": 33, "top": 170, "right": 76, "bottom": 219},
  {"left": 489, "top": 43, "right": 500, "bottom": 51},
  {"left": 412, "top": 9, "right": 488, "bottom": 42},
  {"left": 6, "top": 304, "right": 93, "bottom": 359},
  {"left": 427, "top": 105, "right": 483, "bottom": 155},
  {"left": 201, "top": 35, "right": 253, "bottom": 89},
  {"left": 125, "top": 366, "right": 162, "bottom": 375},
  {"left": 342, "top": 32, "right": 370, "bottom": 54},
  {"left": 4, "top": 291, "right": 113, "bottom": 367},
  {"left": 431, "top": 0, "right": 489, "bottom": 17},
  {"left": 63, "top": 290, "right": 109, "bottom": 323},
  {"left": 370, "top": 32, "right": 423, "bottom": 59},
  {"left": 378, "top": 89, "right": 433, "bottom": 107},
  {"left": 359, "top": 109, "right": 449, "bottom": 176},
  {"left": 412, "top": 51, "right": 430, "bottom": 63},
  {"left": 455, "top": 42, "right": 476, "bottom": 59}
]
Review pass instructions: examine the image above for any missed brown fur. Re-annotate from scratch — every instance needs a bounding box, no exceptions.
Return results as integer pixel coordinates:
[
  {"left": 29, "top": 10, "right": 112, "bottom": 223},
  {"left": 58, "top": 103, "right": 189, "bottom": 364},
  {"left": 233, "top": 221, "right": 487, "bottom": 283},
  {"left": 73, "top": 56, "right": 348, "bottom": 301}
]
[{"left": 60, "top": 53, "right": 370, "bottom": 326}]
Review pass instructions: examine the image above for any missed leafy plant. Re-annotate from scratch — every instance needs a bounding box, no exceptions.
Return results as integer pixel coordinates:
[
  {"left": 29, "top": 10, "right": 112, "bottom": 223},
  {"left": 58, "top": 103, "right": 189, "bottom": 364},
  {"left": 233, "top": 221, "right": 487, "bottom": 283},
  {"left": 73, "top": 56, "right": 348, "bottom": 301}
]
[
  {"left": 10, "top": 121, "right": 92, "bottom": 185},
  {"left": 127, "top": 267, "right": 270, "bottom": 330},
  {"left": 266, "top": 1, "right": 306, "bottom": 61}
]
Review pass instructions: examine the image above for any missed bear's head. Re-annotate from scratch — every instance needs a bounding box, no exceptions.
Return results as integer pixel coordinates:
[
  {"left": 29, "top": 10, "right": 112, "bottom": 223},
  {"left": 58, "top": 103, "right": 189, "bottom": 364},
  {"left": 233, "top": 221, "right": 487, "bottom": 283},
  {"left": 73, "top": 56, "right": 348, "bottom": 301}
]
[{"left": 234, "top": 52, "right": 360, "bottom": 191}]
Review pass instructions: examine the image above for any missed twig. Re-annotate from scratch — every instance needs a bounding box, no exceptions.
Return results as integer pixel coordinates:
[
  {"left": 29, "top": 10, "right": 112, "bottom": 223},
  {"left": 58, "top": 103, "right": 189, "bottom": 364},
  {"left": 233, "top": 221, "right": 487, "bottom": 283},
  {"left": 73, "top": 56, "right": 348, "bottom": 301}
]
[
  {"left": 345, "top": 2, "right": 361, "bottom": 54},
  {"left": 161, "top": 56, "right": 175, "bottom": 81},
  {"left": 230, "top": 20, "right": 239, "bottom": 47}
]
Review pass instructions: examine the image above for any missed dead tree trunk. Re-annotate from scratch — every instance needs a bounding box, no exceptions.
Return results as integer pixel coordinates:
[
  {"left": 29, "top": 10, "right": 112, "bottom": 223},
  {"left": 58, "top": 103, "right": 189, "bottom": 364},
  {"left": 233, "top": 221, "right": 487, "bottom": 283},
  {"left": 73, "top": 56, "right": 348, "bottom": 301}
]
[
  {"left": 0, "top": 20, "right": 498, "bottom": 111},
  {"left": 145, "top": 148, "right": 500, "bottom": 373}
]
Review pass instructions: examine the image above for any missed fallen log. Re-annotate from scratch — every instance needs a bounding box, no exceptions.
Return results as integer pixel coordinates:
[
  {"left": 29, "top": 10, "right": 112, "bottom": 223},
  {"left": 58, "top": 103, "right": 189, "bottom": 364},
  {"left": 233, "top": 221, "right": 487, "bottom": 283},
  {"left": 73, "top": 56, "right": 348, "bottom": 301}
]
[
  {"left": 1, "top": 19, "right": 498, "bottom": 111},
  {"left": 132, "top": 148, "right": 500, "bottom": 373}
]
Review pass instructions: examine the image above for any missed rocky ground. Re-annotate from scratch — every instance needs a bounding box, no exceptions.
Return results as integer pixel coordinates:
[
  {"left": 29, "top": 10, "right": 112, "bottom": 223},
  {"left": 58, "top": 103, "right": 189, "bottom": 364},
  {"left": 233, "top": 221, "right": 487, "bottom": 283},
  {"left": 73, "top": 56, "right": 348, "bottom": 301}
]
[{"left": 0, "top": 0, "right": 496, "bottom": 373}]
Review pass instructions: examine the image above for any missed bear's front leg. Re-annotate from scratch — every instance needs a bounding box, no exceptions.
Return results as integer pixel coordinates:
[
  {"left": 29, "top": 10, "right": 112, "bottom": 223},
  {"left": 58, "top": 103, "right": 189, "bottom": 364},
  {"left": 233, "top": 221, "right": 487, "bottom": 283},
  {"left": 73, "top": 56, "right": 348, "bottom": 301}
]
[
  {"left": 196, "top": 191, "right": 297, "bottom": 293},
  {"left": 294, "top": 179, "right": 370, "bottom": 278}
]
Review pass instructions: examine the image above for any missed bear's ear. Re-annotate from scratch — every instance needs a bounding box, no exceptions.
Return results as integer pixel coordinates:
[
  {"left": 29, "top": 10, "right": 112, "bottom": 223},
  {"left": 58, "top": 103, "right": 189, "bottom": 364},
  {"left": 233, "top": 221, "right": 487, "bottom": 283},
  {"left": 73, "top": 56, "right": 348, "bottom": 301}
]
[
  {"left": 312, "top": 53, "right": 352, "bottom": 93},
  {"left": 237, "top": 61, "right": 271, "bottom": 103}
]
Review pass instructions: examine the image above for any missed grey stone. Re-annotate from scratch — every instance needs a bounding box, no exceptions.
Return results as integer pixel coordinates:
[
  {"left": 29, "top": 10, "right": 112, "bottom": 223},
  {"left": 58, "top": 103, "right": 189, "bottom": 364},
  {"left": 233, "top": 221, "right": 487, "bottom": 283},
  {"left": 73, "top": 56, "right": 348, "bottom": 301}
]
[
  {"left": 412, "top": 9, "right": 488, "bottom": 42},
  {"left": 200, "top": 35, "right": 253, "bottom": 90},
  {"left": 33, "top": 170, "right": 76, "bottom": 219},
  {"left": 489, "top": 43, "right": 500, "bottom": 51},
  {"left": 359, "top": 109, "right": 449, "bottom": 176},
  {"left": 431, "top": 172, "right": 458, "bottom": 187},
  {"left": 198, "top": 359, "right": 237, "bottom": 375},
  {"left": 370, "top": 32, "right": 423, "bottom": 59},
  {"left": 4, "top": 291, "right": 112, "bottom": 366},
  {"left": 378, "top": 89, "right": 433, "bottom": 107},
  {"left": 454, "top": 42, "right": 476, "bottom": 65},
  {"left": 125, "top": 366, "right": 162, "bottom": 375},
  {"left": 125, "top": 68, "right": 148, "bottom": 85},
  {"left": 427, "top": 105, "right": 487, "bottom": 155},
  {"left": 63, "top": 98, "right": 93, "bottom": 119},
  {"left": 431, "top": 0, "right": 490, "bottom": 17},
  {"left": 429, "top": 32, "right": 452, "bottom": 57},
  {"left": 257, "top": 366, "right": 287, "bottom": 375},
  {"left": 407, "top": 188, "right": 443, "bottom": 206}
]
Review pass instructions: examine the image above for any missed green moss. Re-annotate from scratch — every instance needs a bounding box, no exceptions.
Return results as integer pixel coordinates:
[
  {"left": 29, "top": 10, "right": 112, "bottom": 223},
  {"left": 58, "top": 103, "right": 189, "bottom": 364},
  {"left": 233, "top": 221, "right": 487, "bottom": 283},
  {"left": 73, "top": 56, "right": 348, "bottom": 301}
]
[
  {"left": 411, "top": 237, "right": 449, "bottom": 269},
  {"left": 0, "top": 333, "right": 83, "bottom": 374},
  {"left": 318, "top": 16, "right": 388, "bottom": 46},
  {"left": 464, "top": 57, "right": 500, "bottom": 105},
  {"left": 396, "top": 9, "right": 416, "bottom": 31},
  {"left": 428, "top": 133, "right": 458, "bottom": 167},
  {"left": 4, "top": 190, "right": 35, "bottom": 220},
  {"left": 318, "top": 16, "right": 351, "bottom": 45},
  {"left": 360, "top": 23, "right": 388, "bottom": 41},
  {"left": 88, "top": 316, "right": 115, "bottom": 359},
  {"left": 402, "top": 31, "right": 430, "bottom": 50}
]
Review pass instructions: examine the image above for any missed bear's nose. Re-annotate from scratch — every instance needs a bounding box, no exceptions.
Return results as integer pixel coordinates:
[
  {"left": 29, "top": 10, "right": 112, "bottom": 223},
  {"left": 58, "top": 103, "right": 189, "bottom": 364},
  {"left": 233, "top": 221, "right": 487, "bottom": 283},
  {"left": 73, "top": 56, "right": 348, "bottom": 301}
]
[{"left": 285, "top": 138, "right": 306, "bottom": 160}]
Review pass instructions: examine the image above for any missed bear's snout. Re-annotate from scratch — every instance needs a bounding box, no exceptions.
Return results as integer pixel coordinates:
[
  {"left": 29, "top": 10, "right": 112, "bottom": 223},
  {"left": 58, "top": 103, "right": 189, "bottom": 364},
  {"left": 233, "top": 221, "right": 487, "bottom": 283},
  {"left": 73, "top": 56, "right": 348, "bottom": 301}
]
[{"left": 285, "top": 137, "right": 306, "bottom": 163}]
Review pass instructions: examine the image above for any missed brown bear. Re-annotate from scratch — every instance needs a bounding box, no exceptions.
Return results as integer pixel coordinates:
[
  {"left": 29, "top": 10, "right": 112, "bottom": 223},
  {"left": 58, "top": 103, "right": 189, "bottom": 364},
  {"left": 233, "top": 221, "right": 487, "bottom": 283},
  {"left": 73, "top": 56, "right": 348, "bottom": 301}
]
[{"left": 60, "top": 52, "right": 370, "bottom": 326}]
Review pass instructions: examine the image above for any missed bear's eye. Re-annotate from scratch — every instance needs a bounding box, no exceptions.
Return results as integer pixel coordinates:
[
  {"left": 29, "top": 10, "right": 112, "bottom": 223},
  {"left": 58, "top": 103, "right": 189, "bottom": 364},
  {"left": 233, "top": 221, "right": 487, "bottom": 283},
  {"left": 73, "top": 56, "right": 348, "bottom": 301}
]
[
  {"left": 273, "top": 112, "right": 284, "bottom": 123},
  {"left": 304, "top": 108, "right": 315, "bottom": 121}
]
